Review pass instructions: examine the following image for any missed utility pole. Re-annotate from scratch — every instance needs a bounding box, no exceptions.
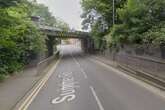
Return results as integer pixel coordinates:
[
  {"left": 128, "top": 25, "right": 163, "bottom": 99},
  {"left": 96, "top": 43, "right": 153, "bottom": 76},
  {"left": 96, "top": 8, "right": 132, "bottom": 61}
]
[{"left": 112, "top": 0, "right": 115, "bottom": 26}]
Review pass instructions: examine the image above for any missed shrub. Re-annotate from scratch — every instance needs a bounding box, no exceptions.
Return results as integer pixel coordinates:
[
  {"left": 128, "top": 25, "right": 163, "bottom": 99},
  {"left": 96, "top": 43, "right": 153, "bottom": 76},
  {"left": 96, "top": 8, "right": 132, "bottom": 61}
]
[
  {"left": 0, "top": 5, "right": 45, "bottom": 78},
  {"left": 143, "top": 22, "right": 165, "bottom": 45}
]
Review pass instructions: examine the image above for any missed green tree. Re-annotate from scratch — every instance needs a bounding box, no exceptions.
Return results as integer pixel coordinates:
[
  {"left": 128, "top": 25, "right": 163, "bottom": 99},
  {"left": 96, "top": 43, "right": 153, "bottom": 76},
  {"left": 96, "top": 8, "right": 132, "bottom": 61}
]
[
  {"left": 81, "top": 0, "right": 126, "bottom": 49},
  {"left": 0, "top": 0, "right": 22, "bottom": 8},
  {"left": 0, "top": 0, "right": 45, "bottom": 80},
  {"left": 55, "top": 19, "right": 70, "bottom": 31},
  {"left": 31, "top": 3, "right": 57, "bottom": 26},
  {"left": 107, "top": 0, "right": 165, "bottom": 47},
  {"left": 31, "top": 3, "right": 70, "bottom": 31}
]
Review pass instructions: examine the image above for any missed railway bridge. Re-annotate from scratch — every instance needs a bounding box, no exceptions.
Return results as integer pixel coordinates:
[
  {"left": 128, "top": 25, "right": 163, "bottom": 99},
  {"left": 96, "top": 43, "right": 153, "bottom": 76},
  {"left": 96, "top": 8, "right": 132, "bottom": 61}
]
[{"left": 39, "top": 25, "right": 94, "bottom": 56}]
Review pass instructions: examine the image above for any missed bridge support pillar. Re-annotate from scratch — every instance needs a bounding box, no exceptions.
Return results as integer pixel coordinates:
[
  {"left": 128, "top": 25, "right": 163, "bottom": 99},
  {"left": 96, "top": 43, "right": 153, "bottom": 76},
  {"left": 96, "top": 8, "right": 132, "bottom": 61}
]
[
  {"left": 81, "top": 38, "right": 95, "bottom": 53},
  {"left": 46, "top": 36, "right": 55, "bottom": 57}
]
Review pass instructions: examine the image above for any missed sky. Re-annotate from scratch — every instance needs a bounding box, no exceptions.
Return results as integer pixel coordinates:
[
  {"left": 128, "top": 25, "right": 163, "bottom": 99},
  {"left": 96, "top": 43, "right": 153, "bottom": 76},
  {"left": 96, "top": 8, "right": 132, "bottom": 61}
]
[{"left": 36, "top": 0, "right": 83, "bottom": 30}]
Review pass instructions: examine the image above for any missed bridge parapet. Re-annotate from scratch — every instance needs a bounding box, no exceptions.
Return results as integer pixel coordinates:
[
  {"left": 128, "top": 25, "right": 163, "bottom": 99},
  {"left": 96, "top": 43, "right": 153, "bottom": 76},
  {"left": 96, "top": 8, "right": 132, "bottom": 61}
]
[{"left": 39, "top": 25, "right": 89, "bottom": 38}]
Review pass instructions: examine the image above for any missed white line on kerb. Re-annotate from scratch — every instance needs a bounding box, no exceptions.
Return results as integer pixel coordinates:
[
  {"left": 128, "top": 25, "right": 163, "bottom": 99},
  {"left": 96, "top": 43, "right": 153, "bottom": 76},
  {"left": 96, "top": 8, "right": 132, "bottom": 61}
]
[{"left": 90, "top": 86, "right": 104, "bottom": 110}]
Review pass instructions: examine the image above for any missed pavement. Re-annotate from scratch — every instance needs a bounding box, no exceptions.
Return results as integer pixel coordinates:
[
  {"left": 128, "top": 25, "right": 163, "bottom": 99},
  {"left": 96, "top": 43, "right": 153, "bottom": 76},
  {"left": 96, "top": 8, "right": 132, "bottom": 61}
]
[
  {"left": 91, "top": 55, "right": 117, "bottom": 67},
  {"left": 18, "top": 45, "right": 165, "bottom": 110},
  {"left": 0, "top": 67, "right": 39, "bottom": 110}
]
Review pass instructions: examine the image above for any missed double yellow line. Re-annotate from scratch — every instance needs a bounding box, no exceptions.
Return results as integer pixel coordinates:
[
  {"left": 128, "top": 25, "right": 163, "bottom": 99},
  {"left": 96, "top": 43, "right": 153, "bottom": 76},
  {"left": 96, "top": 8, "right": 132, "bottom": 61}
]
[{"left": 15, "top": 58, "right": 61, "bottom": 110}]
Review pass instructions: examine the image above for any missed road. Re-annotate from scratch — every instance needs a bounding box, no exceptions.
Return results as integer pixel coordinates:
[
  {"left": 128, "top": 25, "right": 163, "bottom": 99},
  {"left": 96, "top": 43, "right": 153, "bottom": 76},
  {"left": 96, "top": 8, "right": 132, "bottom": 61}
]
[{"left": 26, "top": 45, "right": 165, "bottom": 110}]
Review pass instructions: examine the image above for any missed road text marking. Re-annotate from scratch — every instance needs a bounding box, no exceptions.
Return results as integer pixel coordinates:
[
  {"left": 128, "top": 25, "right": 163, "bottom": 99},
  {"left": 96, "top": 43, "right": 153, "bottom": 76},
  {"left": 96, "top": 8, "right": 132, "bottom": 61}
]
[{"left": 52, "top": 72, "right": 79, "bottom": 104}]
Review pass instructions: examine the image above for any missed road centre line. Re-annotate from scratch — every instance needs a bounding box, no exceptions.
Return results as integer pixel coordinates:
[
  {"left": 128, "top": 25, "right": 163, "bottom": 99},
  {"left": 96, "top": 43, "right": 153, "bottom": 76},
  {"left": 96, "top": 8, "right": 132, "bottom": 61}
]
[
  {"left": 90, "top": 86, "right": 105, "bottom": 110},
  {"left": 90, "top": 58, "right": 165, "bottom": 100},
  {"left": 80, "top": 67, "right": 88, "bottom": 79},
  {"left": 71, "top": 53, "right": 88, "bottom": 79}
]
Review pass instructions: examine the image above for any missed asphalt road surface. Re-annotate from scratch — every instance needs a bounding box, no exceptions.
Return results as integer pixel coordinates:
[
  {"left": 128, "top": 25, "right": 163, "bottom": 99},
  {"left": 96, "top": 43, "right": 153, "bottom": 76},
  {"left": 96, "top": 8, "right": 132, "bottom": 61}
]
[{"left": 27, "top": 45, "right": 165, "bottom": 110}]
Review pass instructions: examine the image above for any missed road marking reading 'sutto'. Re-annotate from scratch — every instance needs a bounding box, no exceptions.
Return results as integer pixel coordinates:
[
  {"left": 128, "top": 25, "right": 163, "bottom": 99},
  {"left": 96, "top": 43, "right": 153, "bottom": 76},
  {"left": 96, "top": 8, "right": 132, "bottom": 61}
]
[{"left": 52, "top": 72, "right": 79, "bottom": 104}]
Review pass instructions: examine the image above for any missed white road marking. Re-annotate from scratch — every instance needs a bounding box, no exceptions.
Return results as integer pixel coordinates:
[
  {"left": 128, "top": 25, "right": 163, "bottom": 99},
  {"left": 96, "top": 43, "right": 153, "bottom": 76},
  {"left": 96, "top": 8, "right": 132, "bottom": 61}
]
[
  {"left": 17, "top": 57, "right": 62, "bottom": 110},
  {"left": 90, "top": 58, "right": 165, "bottom": 100},
  {"left": 52, "top": 72, "right": 78, "bottom": 104},
  {"left": 71, "top": 53, "right": 88, "bottom": 79},
  {"left": 90, "top": 86, "right": 104, "bottom": 110},
  {"left": 80, "top": 67, "right": 88, "bottom": 79}
]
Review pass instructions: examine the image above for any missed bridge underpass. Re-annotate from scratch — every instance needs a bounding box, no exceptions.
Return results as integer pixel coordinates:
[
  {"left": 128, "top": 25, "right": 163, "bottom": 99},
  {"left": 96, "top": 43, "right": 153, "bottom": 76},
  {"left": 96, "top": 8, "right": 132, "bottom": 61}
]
[{"left": 40, "top": 27, "right": 95, "bottom": 57}]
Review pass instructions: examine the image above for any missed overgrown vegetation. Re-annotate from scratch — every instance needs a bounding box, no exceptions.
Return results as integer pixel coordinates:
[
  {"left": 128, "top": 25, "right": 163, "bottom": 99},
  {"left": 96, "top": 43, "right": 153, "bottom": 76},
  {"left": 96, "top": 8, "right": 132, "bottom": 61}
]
[
  {"left": 0, "top": 0, "right": 69, "bottom": 80},
  {"left": 108, "top": 0, "right": 165, "bottom": 47},
  {"left": 0, "top": 0, "right": 44, "bottom": 80},
  {"left": 81, "top": 0, "right": 165, "bottom": 49}
]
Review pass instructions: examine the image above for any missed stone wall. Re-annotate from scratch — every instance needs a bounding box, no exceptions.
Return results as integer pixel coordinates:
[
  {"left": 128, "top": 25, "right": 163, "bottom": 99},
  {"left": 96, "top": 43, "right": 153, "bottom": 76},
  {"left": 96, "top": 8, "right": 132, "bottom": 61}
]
[
  {"left": 116, "top": 54, "right": 165, "bottom": 79},
  {"left": 101, "top": 45, "right": 165, "bottom": 80}
]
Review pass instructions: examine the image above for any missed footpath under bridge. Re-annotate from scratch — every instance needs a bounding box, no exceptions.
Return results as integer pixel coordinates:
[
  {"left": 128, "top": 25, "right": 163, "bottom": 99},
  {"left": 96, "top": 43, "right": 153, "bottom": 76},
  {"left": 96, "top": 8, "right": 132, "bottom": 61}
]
[{"left": 39, "top": 25, "right": 94, "bottom": 56}]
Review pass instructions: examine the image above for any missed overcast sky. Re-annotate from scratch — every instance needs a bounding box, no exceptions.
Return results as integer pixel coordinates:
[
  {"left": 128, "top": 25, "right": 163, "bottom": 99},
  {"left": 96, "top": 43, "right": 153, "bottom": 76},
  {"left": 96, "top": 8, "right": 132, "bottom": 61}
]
[{"left": 36, "top": 0, "right": 83, "bottom": 30}]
